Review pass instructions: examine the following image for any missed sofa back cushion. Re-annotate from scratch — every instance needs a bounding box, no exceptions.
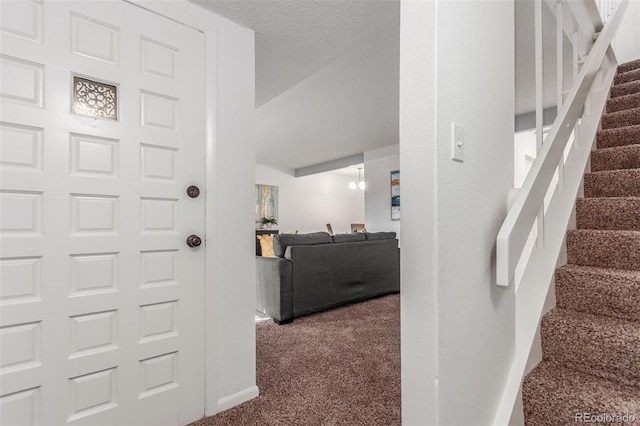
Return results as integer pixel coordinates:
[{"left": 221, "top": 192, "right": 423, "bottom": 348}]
[
  {"left": 286, "top": 238, "right": 400, "bottom": 317},
  {"left": 364, "top": 231, "right": 396, "bottom": 241},
  {"left": 273, "top": 232, "right": 332, "bottom": 257},
  {"left": 332, "top": 233, "right": 366, "bottom": 243}
]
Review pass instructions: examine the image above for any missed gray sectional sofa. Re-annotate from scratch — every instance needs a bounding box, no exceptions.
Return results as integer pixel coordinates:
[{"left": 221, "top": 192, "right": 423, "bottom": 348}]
[{"left": 256, "top": 231, "right": 400, "bottom": 324}]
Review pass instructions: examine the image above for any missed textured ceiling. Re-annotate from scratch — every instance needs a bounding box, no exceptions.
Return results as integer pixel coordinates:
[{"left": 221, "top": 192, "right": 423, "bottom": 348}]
[
  {"left": 189, "top": 0, "right": 400, "bottom": 107},
  {"left": 256, "top": 25, "right": 399, "bottom": 169},
  {"left": 186, "top": 0, "right": 574, "bottom": 170}
]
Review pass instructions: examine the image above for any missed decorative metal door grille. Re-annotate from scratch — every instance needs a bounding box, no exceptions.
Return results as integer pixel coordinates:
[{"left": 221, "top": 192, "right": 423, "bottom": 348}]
[{"left": 72, "top": 76, "right": 117, "bottom": 120}]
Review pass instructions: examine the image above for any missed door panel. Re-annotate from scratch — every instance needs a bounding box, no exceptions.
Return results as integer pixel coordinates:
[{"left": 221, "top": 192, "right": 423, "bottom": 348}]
[{"left": 0, "top": 1, "right": 206, "bottom": 424}]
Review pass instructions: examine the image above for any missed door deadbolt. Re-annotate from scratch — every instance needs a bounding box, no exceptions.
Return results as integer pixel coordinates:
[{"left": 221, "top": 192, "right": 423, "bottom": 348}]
[{"left": 186, "top": 186, "right": 200, "bottom": 198}]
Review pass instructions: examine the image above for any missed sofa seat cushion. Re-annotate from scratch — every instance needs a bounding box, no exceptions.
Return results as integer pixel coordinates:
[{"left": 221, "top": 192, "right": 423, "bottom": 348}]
[{"left": 273, "top": 231, "right": 332, "bottom": 257}]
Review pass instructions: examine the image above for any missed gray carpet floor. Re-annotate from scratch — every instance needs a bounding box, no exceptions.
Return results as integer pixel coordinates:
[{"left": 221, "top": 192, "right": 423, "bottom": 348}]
[{"left": 191, "top": 294, "right": 401, "bottom": 425}]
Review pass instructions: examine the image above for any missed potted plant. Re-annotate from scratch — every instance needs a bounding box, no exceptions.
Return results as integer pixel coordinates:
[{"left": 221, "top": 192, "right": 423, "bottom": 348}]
[{"left": 260, "top": 217, "right": 278, "bottom": 229}]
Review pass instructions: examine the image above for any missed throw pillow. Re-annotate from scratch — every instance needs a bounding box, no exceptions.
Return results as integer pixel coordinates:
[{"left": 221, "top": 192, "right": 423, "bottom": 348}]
[
  {"left": 257, "top": 234, "right": 275, "bottom": 257},
  {"left": 288, "top": 230, "right": 298, "bottom": 234}
]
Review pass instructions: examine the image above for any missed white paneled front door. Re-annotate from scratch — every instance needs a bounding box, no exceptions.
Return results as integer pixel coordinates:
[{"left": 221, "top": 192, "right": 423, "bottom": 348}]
[{"left": 0, "top": 1, "right": 206, "bottom": 424}]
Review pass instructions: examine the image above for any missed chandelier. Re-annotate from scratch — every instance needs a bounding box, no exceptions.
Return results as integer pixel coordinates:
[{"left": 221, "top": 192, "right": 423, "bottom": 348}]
[{"left": 348, "top": 167, "right": 365, "bottom": 190}]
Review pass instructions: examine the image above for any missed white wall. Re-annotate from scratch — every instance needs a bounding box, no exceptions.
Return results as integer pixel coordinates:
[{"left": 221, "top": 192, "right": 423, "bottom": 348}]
[
  {"left": 613, "top": 0, "right": 640, "bottom": 64},
  {"left": 206, "top": 16, "right": 258, "bottom": 414},
  {"left": 399, "top": 3, "right": 439, "bottom": 423},
  {"left": 256, "top": 26, "right": 399, "bottom": 170},
  {"left": 400, "top": 1, "right": 515, "bottom": 424},
  {"left": 255, "top": 164, "right": 364, "bottom": 235},
  {"left": 364, "top": 145, "right": 400, "bottom": 242},
  {"left": 436, "top": 2, "right": 515, "bottom": 422}
]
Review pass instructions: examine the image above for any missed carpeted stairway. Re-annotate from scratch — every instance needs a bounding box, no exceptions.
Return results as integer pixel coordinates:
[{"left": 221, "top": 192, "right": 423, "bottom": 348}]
[{"left": 522, "top": 59, "right": 640, "bottom": 425}]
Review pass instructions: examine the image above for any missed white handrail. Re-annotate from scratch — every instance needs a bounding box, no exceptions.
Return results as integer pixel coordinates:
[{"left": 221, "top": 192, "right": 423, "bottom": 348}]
[
  {"left": 496, "top": 0, "right": 628, "bottom": 287},
  {"left": 493, "top": 2, "right": 626, "bottom": 422}
]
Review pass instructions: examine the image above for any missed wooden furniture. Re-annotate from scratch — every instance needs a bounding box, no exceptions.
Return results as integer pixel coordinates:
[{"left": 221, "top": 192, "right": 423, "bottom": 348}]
[
  {"left": 350, "top": 223, "right": 366, "bottom": 233},
  {"left": 256, "top": 229, "right": 279, "bottom": 255}
]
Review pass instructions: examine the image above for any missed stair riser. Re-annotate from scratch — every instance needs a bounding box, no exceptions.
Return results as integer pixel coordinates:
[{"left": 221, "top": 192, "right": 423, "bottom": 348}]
[
  {"left": 618, "top": 59, "right": 640, "bottom": 74},
  {"left": 607, "top": 93, "right": 640, "bottom": 113},
  {"left": 556, "top": 267, "right": 640, "bottom": 323},
  {"left": 601, "top": 109, "right": 640, "bottom": 130},
  {"left": 591, "top": 145, "right": 640, "bottom": 172},
  {"left": 611, "top": 80, "right": 640, "bottom": 98},
  {"left": 615, "top": 68, "right": 640, "bottom": 85},
  {"left": 576, "top": 198, "right": 640, "bottom": 231},
  {"left": 540, "top": 313, "right": 640, "bottom": 388},
  {"left": 584, "top": 170, "right": 640, "bottom": 198},
  {"left": 597, "top": 124, "right": 640, "bottom": 149},
  {"left": 567, "top": 230, "right": 640, "bottom": 270}
]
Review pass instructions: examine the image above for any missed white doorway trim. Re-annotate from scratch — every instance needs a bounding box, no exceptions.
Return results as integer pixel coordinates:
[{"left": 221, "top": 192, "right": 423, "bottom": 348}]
[{"left": 127, "top": 0, "right": 258, "bottom": 417}]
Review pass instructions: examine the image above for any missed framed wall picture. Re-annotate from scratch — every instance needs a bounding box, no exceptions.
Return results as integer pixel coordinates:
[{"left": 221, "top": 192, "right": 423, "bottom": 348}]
[
  {"left": 391, "top": 170, "right": 400, "bottom": 220},
  {"left": 255, "top": 184, "right": 278, "bottom": 223}
]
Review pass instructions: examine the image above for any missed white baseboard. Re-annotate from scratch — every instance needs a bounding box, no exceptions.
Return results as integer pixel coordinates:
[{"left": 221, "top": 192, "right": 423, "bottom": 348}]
[{"left": 212, "top": 386, "right": 259, "bottom": 415}]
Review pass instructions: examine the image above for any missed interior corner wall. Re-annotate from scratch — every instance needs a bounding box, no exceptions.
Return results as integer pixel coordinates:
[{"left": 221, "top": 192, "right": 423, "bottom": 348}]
[
  {"left": 613, "top": 0, "right": 640, "bottom": 64},
  {"left": 255, "top": 164, "right": 364, "bottom": 235},
  {"left": 400, "top": 0, "right": 516, "bottom": 424},
  {"left": 364, "top": 145, "right": 400, "bottom": 243},
  {"left": 206, "top": 16, "right": 258, "bottom": 414}
]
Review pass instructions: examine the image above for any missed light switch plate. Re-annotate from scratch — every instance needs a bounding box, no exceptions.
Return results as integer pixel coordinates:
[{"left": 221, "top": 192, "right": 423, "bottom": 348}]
[{"left": 451, "top": 122, "right": 464, "bottom": 162}]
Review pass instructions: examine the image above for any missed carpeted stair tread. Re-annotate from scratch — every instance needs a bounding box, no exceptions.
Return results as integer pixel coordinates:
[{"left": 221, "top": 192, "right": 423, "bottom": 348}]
[
  {"left": 618, "top": 58, "right": 640, "bottom": 74},
  {"left": 601, "top": 107, "right": 640, "bottom": 130},
  {"left": 556, "top": 265, "right": 640, "bottom": 323},
  {"left": 576, "top": 197, "right": 640, "bottom": 230},
  {"left": 610, "top": 79, "right": 640, "bottom": 98},
  {"left": 567, "top": 229, "right": 640, "bottom": 270},
  {"left": 523, "top": 58, "right": 640, "bottom": 426},
  {"left": 607, "top": 92, "right": 640, "bottom": 113},
  {"left": 540, "top": 308, "right": 640, "bottom": 388},
  {"left": 584, "top": 168, "right": 640, "bottom": 197},
  {"left": 614, "top": 68, "right": 640, "bottom": 86},
  {"left": 522, "top": 362, "right": 640, "bottom": 426},
  {"left": 591, "top": 144, "right": 640, "bottom": 172},
  {"left": 597, "top": 124, "right": 640, "bottom": 149}
]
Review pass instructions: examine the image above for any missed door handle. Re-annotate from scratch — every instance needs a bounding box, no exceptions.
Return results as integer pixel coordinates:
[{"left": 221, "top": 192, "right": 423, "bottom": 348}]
[{"left": 186, "top": 235, "right": 202, "bottom": 247}]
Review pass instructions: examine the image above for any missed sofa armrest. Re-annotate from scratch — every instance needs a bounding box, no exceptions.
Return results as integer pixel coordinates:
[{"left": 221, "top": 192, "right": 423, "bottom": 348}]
[{"left": 255, "top": 256, "right": 293, "bottom": 323}]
